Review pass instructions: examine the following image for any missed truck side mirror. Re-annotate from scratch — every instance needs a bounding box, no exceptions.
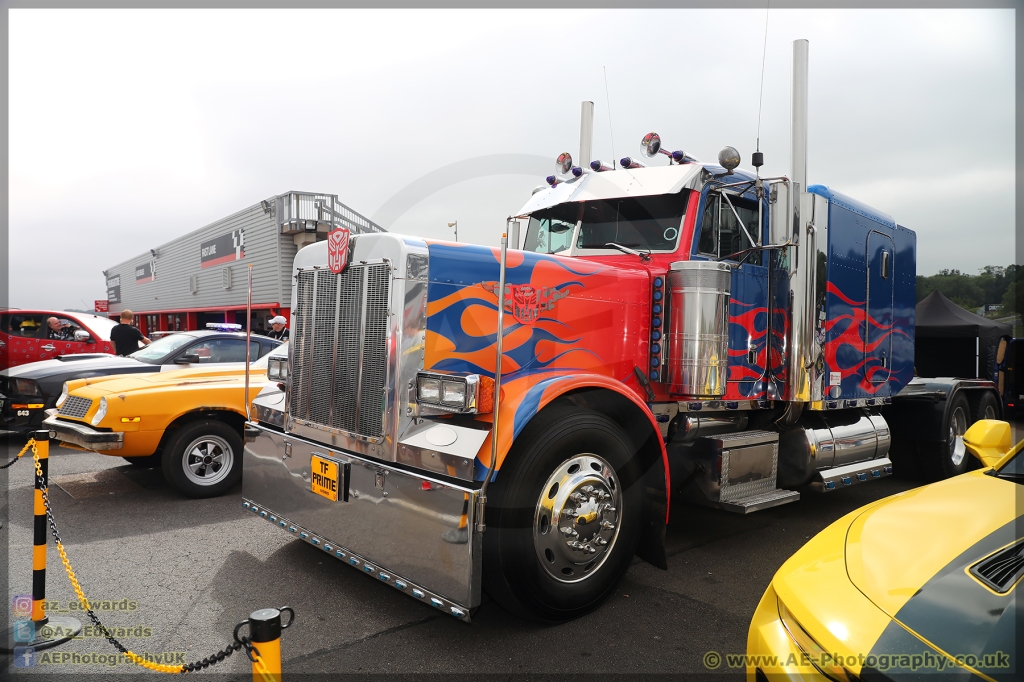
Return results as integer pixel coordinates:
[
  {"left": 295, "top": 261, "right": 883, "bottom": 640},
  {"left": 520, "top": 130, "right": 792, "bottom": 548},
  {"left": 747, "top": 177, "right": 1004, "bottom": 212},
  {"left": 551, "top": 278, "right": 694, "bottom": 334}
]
[
  {"left": 963, "top": 420, "right": 1012, "bottom": 468},
  {"left": 73, "top": 330, "right": 94, "bottom": 343}
]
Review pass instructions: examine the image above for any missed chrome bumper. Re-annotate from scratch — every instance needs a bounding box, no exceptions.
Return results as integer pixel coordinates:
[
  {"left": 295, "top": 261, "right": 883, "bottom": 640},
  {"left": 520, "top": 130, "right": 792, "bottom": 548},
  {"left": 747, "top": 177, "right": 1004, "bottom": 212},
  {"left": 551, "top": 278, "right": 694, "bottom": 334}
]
[
  {"left": 43, "top": 414, "right": 124, "bottom": 451},
  {"left": 242, "top": 424, "right": 481, "bottom": 620}
]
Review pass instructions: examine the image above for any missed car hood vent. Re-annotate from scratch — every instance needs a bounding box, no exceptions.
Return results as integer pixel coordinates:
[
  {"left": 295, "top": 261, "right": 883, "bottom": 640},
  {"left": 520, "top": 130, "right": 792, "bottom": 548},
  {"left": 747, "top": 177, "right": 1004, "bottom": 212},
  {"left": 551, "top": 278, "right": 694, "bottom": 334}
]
[
  {"left": 969, "top": 539, "right": 1024, "bottom": 593},
  {"left": 56, "top": 354, "right": 112, "bottom": 362}
]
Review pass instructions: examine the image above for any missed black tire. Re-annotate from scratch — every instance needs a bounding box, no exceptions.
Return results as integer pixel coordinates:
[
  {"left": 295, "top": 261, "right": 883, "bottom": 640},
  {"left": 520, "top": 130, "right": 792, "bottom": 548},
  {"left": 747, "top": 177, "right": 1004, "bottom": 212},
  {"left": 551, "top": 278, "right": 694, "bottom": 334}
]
[
  {"left": 122, "top": 453, "right": 162, "bottom": 468},
  {"left": 161, "top": 420, "right": 242, "bottom": 498},
  {"left": 482, "top": 403, "right": 643, "bottom": 622},
  {"left": 920, "top": 394, "right": 972, "bottom": 481},
  {"left": 969, "top": 391, "right": 1001, "bottom": 423}
]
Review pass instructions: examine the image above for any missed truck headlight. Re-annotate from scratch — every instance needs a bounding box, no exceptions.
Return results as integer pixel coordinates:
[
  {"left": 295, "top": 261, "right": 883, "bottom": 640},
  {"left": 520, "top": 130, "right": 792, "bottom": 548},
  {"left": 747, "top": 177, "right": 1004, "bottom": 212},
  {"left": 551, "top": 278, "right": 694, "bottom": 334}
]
[
  {"left": 268, "top": 358, "right": 289, "bottom": 381},
  {"left": 415, "top": 373, "right": 492, "bottom": 413},
  {"left": 441, "top": 380, "right": 466, "bottom": 407},
  {"left": 56, "top": 382, "right": 69, "bottom": 408},
  {"left": 417, "top": 377, "right": 441, "bottom": 403},
  {"left": 91, "top": 397, "right": 108, "bottom": 427}
]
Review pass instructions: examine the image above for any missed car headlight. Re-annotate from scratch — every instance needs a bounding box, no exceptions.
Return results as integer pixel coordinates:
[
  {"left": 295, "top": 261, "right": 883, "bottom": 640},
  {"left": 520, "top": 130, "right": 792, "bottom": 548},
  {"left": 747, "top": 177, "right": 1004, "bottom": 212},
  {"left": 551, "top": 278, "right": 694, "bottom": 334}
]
[
  {"left": 415, "top": 373, "right": 492, "bottom": 413},
  {"left": 90, "top": 397, "right": 108, "bottom": 427},
  {"left": 56, "top": 382, "right": 69, "bottom": 408},
  {"left": 268, "top": 358, "right": 289, "bottom": 381},
  {"left": 778, "top": 598, "right": 855, "bottom": 682},
  {"left": 12, "top": 378, "right": 43, "bottom": 397}
]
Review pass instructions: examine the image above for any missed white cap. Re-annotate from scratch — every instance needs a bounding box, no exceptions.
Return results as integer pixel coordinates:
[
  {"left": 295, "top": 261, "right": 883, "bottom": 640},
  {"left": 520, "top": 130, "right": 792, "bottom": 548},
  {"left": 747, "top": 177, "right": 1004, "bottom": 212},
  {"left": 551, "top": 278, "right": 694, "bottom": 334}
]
[{"left": 269, "top": 316, "right": 287, "bottom": 325}]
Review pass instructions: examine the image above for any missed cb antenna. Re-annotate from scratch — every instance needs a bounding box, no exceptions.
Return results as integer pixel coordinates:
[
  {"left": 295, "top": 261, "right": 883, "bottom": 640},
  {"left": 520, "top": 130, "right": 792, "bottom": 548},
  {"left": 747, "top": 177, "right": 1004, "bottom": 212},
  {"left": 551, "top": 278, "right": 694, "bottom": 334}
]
[
  {"left": 753, "top": 1, "right": 770, "bottom": 174},
  {"left": 603, "top": 66, "right": 617, "bottom": 169}
]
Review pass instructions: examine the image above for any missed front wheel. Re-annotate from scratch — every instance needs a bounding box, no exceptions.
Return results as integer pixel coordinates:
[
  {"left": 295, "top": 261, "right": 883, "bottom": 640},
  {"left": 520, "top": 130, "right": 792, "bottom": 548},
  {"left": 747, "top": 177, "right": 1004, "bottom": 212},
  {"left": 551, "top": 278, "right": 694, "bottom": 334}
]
[
  {"left": 161, "top": 420, "right": 242, "bottom": 498},
  {"left": 483, "top": 404, "right": 643, "bottom": 622}
]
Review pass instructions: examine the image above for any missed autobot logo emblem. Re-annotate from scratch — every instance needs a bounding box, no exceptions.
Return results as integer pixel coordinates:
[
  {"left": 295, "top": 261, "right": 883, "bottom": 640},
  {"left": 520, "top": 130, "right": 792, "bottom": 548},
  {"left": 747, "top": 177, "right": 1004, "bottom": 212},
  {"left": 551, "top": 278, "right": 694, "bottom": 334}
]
[
  {"left": 482, "top": 282, "right": 570, "bottom": 325},
  {"left": 327, "top": 228, "right": 350, "bottom": 274}
]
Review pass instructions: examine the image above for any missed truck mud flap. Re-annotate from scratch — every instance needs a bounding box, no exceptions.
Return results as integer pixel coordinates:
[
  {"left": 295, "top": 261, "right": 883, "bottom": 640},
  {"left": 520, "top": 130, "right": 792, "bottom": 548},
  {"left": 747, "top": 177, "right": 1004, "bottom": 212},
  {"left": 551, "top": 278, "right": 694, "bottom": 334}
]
[{"left": 242, "top": 425, "right": 481, "bottom": 620}]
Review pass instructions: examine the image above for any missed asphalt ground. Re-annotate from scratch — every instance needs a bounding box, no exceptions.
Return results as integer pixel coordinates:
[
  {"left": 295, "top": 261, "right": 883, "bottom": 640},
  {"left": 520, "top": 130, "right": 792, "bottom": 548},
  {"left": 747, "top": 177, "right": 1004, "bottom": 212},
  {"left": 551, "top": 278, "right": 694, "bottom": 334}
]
[{"left": 0, "top": 435, "right": 953, "bottom": 680}]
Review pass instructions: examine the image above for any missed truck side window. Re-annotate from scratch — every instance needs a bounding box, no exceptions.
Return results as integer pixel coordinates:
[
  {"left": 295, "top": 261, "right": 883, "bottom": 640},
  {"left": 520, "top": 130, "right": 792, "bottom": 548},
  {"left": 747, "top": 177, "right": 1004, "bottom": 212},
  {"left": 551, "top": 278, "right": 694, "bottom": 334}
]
[
  {"left": 523, "top": 203, "right": 581, "bottom": 254},
  {"left": 696, "top": 192, "right": 759, "bottom": 260}
]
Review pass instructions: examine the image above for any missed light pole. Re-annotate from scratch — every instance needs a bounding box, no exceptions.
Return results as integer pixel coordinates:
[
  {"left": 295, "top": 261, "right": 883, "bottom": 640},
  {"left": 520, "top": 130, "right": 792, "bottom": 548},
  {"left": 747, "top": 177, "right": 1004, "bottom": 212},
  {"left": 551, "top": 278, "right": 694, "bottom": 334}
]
[{"left": 447, "top": 221, "right": 458, "bottom": 242}]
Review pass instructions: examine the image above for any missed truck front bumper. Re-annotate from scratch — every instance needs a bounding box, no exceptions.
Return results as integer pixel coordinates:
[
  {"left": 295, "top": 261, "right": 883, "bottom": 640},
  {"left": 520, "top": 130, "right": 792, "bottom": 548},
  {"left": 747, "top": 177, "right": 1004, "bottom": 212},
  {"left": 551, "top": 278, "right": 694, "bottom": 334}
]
[
  {"left": 43, "top": 413, "right": 123, "bottom": 450},
  {"left": 242, "top": 424, "right": 482, "bottom": 620}
]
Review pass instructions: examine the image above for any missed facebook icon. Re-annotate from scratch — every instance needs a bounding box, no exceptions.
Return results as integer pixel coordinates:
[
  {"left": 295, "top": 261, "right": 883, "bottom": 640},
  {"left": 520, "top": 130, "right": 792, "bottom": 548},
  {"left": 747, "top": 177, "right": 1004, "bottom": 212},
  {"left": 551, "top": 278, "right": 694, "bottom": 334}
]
[{"left": 13, "top": 646, "right": 35, "bottom": 668}]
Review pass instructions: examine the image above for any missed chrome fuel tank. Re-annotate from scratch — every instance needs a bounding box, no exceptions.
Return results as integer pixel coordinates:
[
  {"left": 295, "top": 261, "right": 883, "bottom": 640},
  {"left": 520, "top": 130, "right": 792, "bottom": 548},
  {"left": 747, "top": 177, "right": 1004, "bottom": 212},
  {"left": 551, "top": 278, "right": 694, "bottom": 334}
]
[{"left": 665, "top": 260, "right": 732, "bottom": 397}]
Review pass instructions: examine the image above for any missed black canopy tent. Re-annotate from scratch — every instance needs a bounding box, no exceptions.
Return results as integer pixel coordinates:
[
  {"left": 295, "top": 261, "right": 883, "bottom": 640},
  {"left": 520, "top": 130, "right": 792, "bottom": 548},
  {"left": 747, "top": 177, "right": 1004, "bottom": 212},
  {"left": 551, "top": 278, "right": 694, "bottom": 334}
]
[{"left": 915, "top": 291, "right": 1011, "bottom": 379}]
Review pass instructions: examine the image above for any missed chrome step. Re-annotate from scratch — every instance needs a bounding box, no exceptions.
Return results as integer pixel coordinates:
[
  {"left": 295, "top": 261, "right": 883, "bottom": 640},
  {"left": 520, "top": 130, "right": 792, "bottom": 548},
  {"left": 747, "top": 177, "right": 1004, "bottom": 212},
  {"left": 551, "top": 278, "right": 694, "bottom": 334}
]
[
  {"left": 816, "top": 458, "right": 893, "bottom": 492},
  {"left": 720, "top": 488, "right": 800, "bottom": 514}
]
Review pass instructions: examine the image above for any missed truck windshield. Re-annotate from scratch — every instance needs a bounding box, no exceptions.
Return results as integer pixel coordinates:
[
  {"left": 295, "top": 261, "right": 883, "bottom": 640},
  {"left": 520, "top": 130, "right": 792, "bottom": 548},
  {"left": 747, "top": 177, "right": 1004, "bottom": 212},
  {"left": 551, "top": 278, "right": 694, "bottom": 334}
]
[
  {"left": 577, "top": 193, "right": 689, "bottom": 252},
  {"left": 523, "top": 192, "right": 690, "bottom": 255}
]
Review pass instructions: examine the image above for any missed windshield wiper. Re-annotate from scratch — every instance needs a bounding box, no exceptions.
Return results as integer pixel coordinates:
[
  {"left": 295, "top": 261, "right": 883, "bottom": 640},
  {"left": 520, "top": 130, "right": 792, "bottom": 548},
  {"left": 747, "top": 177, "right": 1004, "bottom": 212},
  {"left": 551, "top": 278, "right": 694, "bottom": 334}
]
[{"left": 604, "top": 243, "right": 651, "bottom": 261}]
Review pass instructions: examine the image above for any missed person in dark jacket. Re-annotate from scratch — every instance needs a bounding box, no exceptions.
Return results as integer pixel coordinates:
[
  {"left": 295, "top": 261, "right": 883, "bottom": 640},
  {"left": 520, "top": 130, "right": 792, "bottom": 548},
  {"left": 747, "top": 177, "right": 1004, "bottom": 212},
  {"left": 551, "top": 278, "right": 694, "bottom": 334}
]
[
  {"left": 110, "top": 310, "right": 152, "bottom": 356},
  {"left": 267, "top": 315, "right": 289, "bottom": 341},
  {"left": 46, "top": 317, "right": 76, "bottom": 340}
]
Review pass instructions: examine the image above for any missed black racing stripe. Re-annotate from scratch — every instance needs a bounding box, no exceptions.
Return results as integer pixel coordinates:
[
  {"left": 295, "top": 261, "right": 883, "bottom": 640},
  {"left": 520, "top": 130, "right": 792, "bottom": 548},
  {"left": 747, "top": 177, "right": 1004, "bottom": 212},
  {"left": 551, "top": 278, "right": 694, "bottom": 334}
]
[
  {"left": 887, "top": 514, "right": 1023, "bottom": 681},
  {"left": 861, "top": 620, "right": 981, "bottom": 681}
]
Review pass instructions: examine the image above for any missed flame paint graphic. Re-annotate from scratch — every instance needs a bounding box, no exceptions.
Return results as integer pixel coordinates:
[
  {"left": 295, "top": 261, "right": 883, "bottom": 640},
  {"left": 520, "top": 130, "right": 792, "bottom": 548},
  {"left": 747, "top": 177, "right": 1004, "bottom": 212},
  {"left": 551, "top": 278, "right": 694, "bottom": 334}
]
[{"left": 823, "top": 281, "right": 909, "bottom": 394}]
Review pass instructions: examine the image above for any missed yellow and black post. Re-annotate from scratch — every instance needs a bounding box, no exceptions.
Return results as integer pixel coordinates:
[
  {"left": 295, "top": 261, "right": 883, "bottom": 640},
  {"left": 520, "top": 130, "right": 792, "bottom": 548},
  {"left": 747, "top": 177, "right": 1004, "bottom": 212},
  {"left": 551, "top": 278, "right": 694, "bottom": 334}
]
[
  {"left": 238, "top": 606, "right": 293, "bottom": 682},
  {"left": 32, "top": 430, "right": 49, "bottom": 625},
  {"left": 0, "top": 431, "right": 81, "bottom": 652}
]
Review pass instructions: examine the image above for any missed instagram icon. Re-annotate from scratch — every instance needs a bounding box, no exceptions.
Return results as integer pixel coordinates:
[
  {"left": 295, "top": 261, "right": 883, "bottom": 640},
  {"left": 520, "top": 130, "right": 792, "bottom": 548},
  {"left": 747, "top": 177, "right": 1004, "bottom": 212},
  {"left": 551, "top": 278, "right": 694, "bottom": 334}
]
[{"left": 12, "top": 595, "right": 32, "bottom": 618}]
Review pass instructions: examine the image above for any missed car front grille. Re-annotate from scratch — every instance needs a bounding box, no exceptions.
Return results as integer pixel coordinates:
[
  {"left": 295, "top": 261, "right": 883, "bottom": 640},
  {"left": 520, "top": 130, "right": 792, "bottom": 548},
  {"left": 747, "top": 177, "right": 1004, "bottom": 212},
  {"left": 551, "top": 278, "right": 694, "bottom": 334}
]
[
  {"left": 58, "top": 395, "right": 93, "bottom": 419},
  {"left": 290, "top": 262, "right": 391, "bottom": 439}
]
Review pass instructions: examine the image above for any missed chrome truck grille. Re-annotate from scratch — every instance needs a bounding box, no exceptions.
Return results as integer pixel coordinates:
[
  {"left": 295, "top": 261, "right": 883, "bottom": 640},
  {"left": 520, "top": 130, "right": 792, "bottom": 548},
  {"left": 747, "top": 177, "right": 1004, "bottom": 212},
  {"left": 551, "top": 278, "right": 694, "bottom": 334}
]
[{"left": 289, "top": 263, "right": 391, "bottom": 440}]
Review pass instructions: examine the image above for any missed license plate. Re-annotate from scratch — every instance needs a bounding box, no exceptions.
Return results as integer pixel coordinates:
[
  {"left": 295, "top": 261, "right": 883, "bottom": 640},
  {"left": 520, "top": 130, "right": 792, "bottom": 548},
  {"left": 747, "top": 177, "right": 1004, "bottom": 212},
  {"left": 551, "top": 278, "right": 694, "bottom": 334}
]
[{"left": 311, "top": 455, "right": 340, "bottom": 502}]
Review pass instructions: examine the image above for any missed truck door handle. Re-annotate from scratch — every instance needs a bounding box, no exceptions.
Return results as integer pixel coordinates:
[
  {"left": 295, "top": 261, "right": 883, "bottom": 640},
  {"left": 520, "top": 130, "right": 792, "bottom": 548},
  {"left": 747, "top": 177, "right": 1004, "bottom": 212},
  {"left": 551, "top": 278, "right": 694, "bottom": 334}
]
[
  {"left": 748, "top": 344, "right": 758, "bottom": 365},
  {"left": 42, "top": 344, "right": 55, "bottom": 352}
]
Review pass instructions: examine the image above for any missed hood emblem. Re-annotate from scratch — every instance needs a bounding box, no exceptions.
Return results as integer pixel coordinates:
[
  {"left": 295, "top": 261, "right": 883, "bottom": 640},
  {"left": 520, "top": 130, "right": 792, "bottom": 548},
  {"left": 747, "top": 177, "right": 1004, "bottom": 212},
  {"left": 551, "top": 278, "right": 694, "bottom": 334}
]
[
  {"left": 481, "top": 282, "right": 570, "bottom": 325},
  {"left": 327, "top": 227, "right": 351, "bottom": 274}
]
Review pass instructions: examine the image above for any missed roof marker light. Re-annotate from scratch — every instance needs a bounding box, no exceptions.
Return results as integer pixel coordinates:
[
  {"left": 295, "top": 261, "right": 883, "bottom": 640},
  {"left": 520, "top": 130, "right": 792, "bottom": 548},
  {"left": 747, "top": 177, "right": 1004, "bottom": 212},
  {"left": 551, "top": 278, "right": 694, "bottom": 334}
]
[
  {"left": 571, "top": 166, "right": 585, "bottom": 178},
  {"left": 590, "top": 160, "right": 613, "bottom": 172},
  {"left": 620, "top": 157, "right": 645, "bottom": 169},
  {"left": 545, "top": 175, "right": 560, "bottom": 187}
]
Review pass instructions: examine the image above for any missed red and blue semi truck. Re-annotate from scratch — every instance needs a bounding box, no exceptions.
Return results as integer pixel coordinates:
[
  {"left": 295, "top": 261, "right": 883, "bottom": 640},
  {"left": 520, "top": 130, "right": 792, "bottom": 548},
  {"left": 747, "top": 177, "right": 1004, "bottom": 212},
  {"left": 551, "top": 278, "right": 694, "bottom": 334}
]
[{"left": 241, "top": 41, "right": 1001, "bottom": 622}]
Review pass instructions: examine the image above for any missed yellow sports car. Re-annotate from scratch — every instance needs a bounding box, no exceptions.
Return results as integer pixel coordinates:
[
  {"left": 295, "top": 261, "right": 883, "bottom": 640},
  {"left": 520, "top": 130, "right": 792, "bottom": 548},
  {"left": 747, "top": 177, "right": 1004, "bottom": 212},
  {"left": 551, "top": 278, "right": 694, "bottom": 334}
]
[
  {"left": 44, "top": 343, "right": 288, "bottom": 498},
  {"left": 747, "top": 420, "right": 1022, "bottom": 681}
]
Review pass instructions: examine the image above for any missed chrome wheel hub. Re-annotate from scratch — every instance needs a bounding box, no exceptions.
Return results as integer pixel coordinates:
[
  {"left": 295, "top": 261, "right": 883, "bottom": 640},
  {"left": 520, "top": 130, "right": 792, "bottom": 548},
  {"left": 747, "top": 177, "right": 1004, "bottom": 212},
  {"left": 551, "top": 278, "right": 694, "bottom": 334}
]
[
  {"left": 533, "top": 454, "right": 621, "bottom": 583},
  {"left": 182, "top": 435, "right": 233, "bottom": 486},
  {"left": 949, "top": 407, "right": 967, "bottom": 467}
]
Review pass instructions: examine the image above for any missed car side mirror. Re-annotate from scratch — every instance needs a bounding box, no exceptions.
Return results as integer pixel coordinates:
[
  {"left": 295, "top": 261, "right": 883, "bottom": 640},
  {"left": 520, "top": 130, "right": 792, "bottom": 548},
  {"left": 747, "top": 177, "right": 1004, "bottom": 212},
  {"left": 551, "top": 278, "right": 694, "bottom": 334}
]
[
  {"left": 963, "top": 420, "right": 1013, "bottom": 468},
  {"left": 74, "top": 330, "right": 94, "bottom": 343},
  {"left": 175, "top": 353, "right": 201, "bottom": 364}
]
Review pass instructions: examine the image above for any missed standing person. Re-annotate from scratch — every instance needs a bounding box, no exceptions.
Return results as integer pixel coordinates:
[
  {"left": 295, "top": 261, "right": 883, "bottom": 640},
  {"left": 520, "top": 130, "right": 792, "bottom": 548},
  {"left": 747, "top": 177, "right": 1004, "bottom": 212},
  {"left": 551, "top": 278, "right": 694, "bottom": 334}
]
[
  {"left": 110, "top": 310, "right": 152, "bottom": 356},
  {"left": 267, "top": 315, "right": 289, "bottom": 341}
]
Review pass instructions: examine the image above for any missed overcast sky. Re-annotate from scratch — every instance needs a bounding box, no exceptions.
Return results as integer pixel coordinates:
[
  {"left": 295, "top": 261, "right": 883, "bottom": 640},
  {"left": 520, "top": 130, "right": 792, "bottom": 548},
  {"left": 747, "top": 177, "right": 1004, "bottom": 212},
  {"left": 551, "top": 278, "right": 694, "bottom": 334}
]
[{"left": 9, "top": 7, "right": 1015, "bottom": 311}]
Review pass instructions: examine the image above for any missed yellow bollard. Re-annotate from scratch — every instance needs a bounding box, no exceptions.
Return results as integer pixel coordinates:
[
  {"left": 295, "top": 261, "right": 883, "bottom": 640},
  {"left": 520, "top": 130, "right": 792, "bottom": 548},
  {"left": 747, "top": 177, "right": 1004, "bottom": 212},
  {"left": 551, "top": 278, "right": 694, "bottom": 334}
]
[
  {"left": 235, "top": 606, "right": 294, "bottom": 682},
  {"left": 31, "top": 431, "right": 49, "bottom": 624}
]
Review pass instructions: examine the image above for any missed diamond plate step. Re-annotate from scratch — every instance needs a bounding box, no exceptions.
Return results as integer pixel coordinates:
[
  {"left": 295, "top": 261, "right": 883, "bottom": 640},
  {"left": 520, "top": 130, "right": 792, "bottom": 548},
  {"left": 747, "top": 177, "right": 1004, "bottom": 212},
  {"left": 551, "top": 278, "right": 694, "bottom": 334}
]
[{"left": 719, "top": 488, "right": 800, "bottom": 514}]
